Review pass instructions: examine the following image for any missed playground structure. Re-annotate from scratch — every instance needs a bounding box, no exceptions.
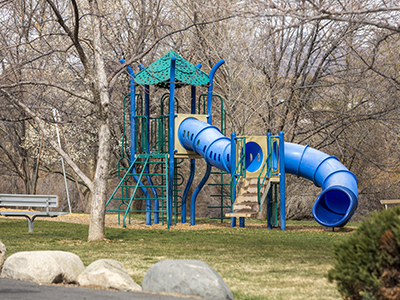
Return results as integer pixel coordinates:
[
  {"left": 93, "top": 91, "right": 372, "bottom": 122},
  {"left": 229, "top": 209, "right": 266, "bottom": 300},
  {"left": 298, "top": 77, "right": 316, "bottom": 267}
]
[{"left": 106, "top": 51, "right": 359, "bottom": 230}]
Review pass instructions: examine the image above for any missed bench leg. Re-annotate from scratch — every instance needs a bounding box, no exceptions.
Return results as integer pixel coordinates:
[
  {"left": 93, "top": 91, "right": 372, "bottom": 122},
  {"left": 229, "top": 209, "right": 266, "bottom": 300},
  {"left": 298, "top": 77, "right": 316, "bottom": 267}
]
[{"left": 23, "top": 215, "right": 37, "bottom": 232}]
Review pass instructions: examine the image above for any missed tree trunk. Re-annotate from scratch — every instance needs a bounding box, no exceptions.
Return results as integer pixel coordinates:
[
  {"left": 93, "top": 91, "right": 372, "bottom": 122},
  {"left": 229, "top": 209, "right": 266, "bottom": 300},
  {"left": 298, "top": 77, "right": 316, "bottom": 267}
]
[
  {"left": 88, "top": 0, "right": 112, "bottom": 241},
  {"left": 88, "top": 123, "right": 111, "bottom": 240}
]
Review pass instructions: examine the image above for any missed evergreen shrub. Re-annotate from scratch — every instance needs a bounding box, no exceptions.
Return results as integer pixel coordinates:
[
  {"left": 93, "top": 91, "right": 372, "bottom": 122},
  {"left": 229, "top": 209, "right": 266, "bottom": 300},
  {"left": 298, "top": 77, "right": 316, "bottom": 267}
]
[{"left": 328, "top": 207, "right": 400, "bottom": 300}]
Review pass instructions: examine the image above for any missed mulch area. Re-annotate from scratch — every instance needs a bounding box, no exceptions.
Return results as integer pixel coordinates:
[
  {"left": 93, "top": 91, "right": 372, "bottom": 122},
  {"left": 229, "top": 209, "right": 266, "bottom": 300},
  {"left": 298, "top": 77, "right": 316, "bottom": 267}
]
[{"left": 0, "top": 208, "right": 355, "bottom": 232}]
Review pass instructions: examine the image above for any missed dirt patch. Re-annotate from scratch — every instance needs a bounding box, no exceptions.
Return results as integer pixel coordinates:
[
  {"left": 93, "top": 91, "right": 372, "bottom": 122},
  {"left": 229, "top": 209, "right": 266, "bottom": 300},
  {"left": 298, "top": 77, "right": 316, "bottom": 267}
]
[{"left": 0, "top": 209, "right": 355, "bottom": 232}]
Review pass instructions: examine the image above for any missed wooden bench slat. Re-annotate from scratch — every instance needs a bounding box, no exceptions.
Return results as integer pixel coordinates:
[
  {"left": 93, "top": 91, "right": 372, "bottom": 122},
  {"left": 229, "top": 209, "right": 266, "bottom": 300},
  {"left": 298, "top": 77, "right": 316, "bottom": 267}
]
[
  {"left": 380, "top": 200, "right": 400, "bottom": 205},
  {"left": 0, "top": 212, "right": 68, "bottom": 217},
  {"left": 225, "top": 212, "right": 259, "bottom": 218},
  {"left": 0, "top": 194, "right": 58, "bottom": 207},
  {"left": 0, "top": 194, "right": 66, "bottom": 232}
]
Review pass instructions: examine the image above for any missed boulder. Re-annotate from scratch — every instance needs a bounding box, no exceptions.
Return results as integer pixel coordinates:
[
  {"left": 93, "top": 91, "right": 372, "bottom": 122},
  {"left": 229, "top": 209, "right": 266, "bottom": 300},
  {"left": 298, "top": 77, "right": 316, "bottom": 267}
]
[
  {"left": 0, "top": 241, "right": 5, "bottom": 273},
  {"left": 0, "top": 251, "right": 84, "bottom": 284},
  {"left": 77, "top": 259, "right": 141, "bottom": 292},
  {"left": 142, "top": 260, "right": 234, "bottom": 300}
]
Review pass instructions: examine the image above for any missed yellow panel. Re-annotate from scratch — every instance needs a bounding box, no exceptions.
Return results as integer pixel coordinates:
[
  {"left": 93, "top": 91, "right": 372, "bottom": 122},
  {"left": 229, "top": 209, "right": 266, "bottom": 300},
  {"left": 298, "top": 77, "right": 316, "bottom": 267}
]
[
  {"left": 238, "top": 136, "right": 268, "bottom": 178},
  {"left": 174, "top": 114, "right": 208, "bottom": 158}
]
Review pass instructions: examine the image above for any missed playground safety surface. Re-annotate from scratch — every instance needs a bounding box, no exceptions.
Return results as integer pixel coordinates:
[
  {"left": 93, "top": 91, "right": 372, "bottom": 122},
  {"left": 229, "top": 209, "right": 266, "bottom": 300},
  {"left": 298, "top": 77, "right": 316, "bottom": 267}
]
[{"left": 0, "top": 209, "right": 355, "bottom": 232}]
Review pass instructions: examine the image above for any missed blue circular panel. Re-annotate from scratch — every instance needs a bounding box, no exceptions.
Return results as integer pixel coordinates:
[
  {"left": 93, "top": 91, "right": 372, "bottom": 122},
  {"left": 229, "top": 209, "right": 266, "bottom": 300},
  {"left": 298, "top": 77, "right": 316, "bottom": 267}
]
[{"left": 245, "top": 142, "right": 263, "bottom": 173}]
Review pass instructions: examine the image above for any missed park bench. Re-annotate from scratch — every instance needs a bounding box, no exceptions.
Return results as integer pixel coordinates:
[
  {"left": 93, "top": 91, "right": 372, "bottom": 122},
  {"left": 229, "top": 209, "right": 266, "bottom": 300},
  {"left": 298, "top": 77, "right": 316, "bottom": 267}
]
[
  {"left": 0, "top": 194, "right": 68, "bottom": 232},
  {"left": 380, "top": 199, "right": 400, "bottom": 210}
]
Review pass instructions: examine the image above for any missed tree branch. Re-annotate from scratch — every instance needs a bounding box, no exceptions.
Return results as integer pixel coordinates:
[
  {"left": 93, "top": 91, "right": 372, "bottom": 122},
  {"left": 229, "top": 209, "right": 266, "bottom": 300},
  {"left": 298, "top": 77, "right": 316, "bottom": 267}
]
[
  {"left": 107, "top": 15, "right": 236, "bottom": 83},
  {"left": 1, "top": 81, "right": 94, "bottom": 103},
  {"left": 45, "top": 0, "right": 90, "bottom": 72},
  {"left": 0, "top": 88, "right": 94, "bottom": 192}
]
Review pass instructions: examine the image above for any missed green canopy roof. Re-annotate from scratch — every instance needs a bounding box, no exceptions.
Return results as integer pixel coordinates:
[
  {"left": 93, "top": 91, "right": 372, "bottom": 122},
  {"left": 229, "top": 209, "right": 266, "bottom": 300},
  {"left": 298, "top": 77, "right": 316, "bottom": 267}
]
[{"left": 134, "top": 51, "right": 210, "bottom": 88}]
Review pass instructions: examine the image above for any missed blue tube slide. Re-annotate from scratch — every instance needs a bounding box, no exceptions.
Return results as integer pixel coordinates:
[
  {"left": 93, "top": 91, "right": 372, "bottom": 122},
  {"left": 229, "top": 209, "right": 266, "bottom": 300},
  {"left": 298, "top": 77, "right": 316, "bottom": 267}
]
[
  {"left": 284, "top": 143, "right": 358, "bottom": 227},
  {"left": 178, "top": 118, "right": 358, "bottom": 227},
  {"left": 179, "top": 118, "right": 231, "bottom": 173}
]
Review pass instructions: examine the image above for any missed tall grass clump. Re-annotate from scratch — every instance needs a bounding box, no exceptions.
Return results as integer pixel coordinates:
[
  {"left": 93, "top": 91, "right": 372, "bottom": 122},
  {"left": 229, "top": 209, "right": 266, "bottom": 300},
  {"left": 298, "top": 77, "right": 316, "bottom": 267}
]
[{"left": 328, "top": 207, "right": 400, "bottom": 300}]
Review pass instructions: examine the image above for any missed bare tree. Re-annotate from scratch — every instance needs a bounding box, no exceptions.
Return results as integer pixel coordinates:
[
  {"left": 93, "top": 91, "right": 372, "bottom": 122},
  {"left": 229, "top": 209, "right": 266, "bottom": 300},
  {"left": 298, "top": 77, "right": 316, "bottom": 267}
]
[{"left": 0, "top": 0, "right": 234, "bottom": 240}]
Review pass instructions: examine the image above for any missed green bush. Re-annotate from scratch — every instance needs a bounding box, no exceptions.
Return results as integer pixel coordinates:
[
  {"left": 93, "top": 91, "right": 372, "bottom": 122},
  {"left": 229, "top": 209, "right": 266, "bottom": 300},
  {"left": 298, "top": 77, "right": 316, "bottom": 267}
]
[{"left": 328, "top": 207, "right": 400, "bottom": 300}]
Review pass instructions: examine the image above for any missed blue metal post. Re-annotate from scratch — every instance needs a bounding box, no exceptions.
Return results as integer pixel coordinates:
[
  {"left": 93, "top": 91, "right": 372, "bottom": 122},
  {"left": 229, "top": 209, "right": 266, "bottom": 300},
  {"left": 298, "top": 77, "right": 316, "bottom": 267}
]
[
  {"left": 144, "top": 85, "right": 151, "bottom": 224},
  {"left": 144, "top": 85, "right": 159, "bottom": 224},
  {"left": 190, "top": 166, "right": 211, "bottom": 225},
  {"left": 144, "top": 85, "right": 150, "bottom": 152},
  {"left": 184, "top": 64, "right": 202, "bottom": 223},
  {"left": 168, "top": 57, "right": 176, "bottom": 226},
  {"left": 181, "top": 85, "right": 197, "bottom": 224},
  {"left": 207, "top": 60, "right": 225, "bottom": 124},
  {"left": 279, "top": 131, "right": 286, "bottom": 230},
  {"left": 190, "top": 60, "right": 224, "bottom": 225},
  {"left": 230, "top": 132, "right": 237, "bottom": 228},
  {"left": 266, "top": 132, "right": 272, "bottom": 229},
  {"left": 125, "top": 64, "right": 136, "bottom": 166},
  {"left": 120, "top": 59, "right": 151, "bottom": 225}
]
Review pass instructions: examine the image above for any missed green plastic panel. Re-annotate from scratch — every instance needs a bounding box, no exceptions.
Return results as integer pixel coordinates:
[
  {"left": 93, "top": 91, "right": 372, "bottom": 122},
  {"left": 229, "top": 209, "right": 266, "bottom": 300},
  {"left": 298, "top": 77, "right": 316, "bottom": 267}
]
[{"left": 135, "top": 50, "right": 210, "bottom": 88}]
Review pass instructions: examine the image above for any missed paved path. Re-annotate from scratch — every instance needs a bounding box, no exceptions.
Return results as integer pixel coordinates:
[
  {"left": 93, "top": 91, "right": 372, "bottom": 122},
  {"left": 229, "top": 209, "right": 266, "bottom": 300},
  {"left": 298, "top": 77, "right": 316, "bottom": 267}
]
[{"left": 0, "top": 278, "right": 189, "bottom": 300}]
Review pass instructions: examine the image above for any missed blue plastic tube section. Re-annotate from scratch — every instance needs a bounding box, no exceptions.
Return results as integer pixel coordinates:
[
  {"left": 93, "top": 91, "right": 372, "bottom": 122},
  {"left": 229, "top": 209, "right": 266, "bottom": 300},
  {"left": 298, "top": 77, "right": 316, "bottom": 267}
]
[
  {"left": 284, "top": 142, "right": 358, "bottom": 227},
  {"left": 178, "top": 118, "right": 231, "bottom": 173}
]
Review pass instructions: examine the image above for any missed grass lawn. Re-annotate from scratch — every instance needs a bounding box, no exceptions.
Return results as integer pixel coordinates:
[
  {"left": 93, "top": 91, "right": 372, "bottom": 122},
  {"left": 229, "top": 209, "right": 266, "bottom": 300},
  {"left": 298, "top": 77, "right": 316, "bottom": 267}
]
[{"left": 0, "top": 216, "right": 353, "bottom": 300}]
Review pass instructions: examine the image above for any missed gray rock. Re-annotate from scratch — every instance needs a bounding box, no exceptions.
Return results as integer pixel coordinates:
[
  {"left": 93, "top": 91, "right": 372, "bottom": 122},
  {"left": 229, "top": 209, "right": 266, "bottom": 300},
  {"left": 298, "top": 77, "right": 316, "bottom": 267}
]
[
  {"left": 0, "top": 251, "right": 84, "bottom": 284},
  {"left": 142, "top": 260, "right": 234, "bottom": 300},
  {"left": 0, "top": 241, "right": 5, "bottom": 273},
  {"left": 77, "top": 259, "right": 141, "bottom": 292}
]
